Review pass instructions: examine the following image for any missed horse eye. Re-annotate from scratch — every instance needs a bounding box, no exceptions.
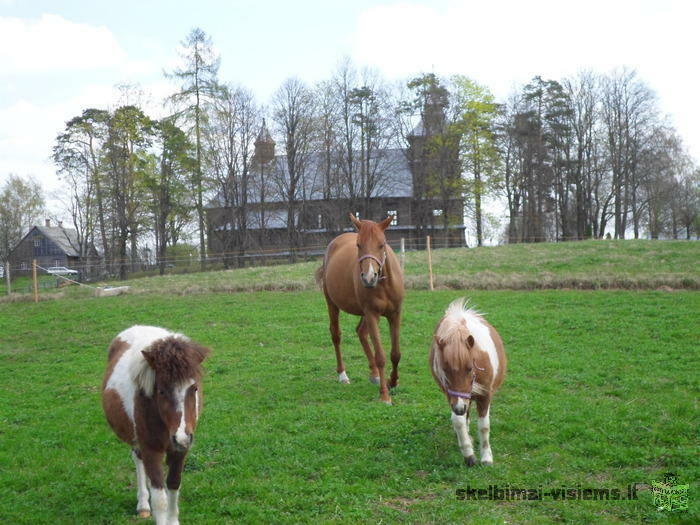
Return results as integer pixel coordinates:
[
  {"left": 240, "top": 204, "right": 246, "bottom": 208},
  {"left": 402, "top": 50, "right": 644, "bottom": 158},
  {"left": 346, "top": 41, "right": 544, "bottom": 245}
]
[{"left": 356, "top": 244, "right": 361, "bottom": 249}]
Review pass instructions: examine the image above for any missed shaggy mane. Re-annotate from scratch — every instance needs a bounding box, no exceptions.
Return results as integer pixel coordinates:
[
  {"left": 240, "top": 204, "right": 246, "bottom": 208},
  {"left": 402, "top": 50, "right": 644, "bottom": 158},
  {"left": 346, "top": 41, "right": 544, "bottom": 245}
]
[
  {"left": 134, "top": 336, "right": 209, "bottom": 395},
  {"left": 432, "top": 298, "right": 489, "bottom": 395}
]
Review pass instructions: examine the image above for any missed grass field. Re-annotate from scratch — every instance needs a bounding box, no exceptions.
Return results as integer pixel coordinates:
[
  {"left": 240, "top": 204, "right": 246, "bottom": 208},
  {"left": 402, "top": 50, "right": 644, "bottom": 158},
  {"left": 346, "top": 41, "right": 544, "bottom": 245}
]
[{"left": 1, "top": 289, "right": 697, "bottom": 524}]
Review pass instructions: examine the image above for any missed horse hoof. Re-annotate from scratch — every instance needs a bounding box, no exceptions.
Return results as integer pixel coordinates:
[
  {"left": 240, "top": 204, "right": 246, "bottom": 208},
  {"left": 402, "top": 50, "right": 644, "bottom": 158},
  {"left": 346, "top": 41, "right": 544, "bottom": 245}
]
[
  {"left": 137, "top": 510, "right": 151, "bottom": 519},
  {"left": 464, "top": 455, "right": 477, "bottom": 467},
  {"left": 338, "top": 371, "right": 350, "bottom": 384},
  {"left": 481, "top": 460, "right": 493, "bottom": 466},
  {"left": 369, "top": 376, "right": 380, "bottom": 385},
  {"left": 379, "top": 396, "right": 392, "bottom": 405}
]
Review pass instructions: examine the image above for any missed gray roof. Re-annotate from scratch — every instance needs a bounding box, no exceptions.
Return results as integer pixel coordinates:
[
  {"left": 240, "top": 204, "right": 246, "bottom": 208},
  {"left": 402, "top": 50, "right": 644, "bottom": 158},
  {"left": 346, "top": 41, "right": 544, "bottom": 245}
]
[
  {"left": 35, "top": 225, "right": 81, "bottom": 256},
  {"left": 208, "top": 147, "right": 413, "bottom": 208}
]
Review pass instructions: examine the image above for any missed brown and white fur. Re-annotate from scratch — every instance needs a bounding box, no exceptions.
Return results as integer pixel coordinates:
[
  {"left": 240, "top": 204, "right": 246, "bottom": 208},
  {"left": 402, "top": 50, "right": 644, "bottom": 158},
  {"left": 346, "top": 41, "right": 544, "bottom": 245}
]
[
  {"left": 429, "top": 299, "right": 506, "bottom": 466},
  {"left": 102, "top": 326, "right": 209, "bottom": 524}
]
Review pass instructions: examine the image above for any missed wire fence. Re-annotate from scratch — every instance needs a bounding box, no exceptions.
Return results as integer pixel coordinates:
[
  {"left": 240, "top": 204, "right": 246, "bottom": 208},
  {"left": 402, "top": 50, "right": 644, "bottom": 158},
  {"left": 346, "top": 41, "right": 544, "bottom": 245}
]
[{"left": 2, "top": 234, "right": 456, "bottom": 297}]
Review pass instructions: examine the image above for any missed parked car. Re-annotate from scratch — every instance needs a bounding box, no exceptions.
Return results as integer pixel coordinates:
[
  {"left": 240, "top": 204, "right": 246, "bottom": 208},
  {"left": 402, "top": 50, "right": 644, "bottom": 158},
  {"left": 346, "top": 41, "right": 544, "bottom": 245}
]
[{"left": 46, "top": 266, "right": 79, "bottom": 276}]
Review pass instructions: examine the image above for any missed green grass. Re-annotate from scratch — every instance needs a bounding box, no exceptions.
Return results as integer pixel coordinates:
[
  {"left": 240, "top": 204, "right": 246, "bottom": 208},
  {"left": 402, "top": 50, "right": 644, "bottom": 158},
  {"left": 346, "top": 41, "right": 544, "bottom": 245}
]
[
  {"left": 3, "top": 239, "right": 698, "bottom": 301},
  {"left": 1, "top": 290, "right": 697, "bottom": 524}
]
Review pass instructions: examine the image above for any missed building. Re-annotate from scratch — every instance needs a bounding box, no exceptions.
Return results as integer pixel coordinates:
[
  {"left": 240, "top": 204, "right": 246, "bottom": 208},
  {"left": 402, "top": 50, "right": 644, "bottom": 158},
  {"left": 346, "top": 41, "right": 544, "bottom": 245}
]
[
  {"left": 205, "top": 94, "right": 466, "bottom": 259},
  {"left": 7, "top": 220, "right": 100, "bottom": 278}
]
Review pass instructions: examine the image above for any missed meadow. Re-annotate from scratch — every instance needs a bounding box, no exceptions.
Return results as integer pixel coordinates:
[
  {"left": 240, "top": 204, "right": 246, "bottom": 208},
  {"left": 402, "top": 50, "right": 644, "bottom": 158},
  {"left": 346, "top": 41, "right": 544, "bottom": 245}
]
[{"left": 1, "top": 287, "right": 697, "bottom": 524}]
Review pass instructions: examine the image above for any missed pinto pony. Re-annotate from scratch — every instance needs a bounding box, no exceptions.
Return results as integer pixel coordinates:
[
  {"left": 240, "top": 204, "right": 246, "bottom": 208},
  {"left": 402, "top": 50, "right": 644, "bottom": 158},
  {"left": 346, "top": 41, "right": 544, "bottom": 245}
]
[
  {"left": 102, "top": 326, "right": 209, "bottom": 524},
  {"left": 430, "top": 299, "right": 506, "bottom": 466},
  {"left": 316, "top": 214, "right": 405, "bottom": 404}
]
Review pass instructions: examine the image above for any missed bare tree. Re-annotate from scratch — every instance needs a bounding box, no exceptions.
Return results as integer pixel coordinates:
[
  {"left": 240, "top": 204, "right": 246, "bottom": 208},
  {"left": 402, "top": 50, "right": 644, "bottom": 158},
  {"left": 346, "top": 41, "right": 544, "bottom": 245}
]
[
  {"left": 0, "top": 175, "right": 45, "bottom": 262},
  {"left": 271, "top": 78, "right": 316, "bottom": 261}
]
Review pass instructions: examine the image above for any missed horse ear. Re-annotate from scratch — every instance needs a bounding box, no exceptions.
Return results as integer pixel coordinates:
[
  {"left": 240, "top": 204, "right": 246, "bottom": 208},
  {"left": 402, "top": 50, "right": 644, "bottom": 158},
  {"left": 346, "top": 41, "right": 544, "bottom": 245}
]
[
  {"left": 349, "top": 213, "right": 362, "bottom": 231},
  {"left": 466, "top": 335, "right": 475, "bottom": 349},
  {"left": 141, "top": 350, "right": 155, "bottom": 368},
  {"left": 190, "top": 343, "right": 210, "bottom": 364},
  {"left": 379, "top": 215, "right": 393, "bottom": 231}
]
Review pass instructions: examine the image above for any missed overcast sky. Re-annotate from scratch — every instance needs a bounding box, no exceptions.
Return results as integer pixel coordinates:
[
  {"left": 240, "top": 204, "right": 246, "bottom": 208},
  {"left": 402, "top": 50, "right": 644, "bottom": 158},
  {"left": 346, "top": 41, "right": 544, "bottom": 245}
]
[{"left": 2, "top": 0, "right": 698, "bottom": 211}]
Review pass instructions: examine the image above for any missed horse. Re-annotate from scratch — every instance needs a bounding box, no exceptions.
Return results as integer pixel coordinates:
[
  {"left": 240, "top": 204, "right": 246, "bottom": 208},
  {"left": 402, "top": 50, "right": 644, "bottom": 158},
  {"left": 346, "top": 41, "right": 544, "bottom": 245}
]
[
  {"left": 316, "top": 213, "right": 405, "bottom": 404},
  {"left": 102, "top": 325, "right": 210, "bottom": 524},
  {"left": 429, "top": 299, "right": 507, "bottom": 466}
]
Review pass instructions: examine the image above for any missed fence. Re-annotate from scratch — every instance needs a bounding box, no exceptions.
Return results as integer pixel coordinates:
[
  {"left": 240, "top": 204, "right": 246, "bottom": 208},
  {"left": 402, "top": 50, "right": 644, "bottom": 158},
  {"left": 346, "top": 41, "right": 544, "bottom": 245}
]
[{"left": 2, "top": 235, "right": 444, "bottom": 300}]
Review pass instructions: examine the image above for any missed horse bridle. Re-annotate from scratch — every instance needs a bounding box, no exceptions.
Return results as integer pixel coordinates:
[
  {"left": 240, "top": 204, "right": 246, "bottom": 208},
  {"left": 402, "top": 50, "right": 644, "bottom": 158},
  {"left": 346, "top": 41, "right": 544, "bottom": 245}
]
[
  {"left": 357, "top": 252, "right": 387, "bottom": 281},
  {"left": 446, "top": 362, "right": 485, "bottom": 399}
]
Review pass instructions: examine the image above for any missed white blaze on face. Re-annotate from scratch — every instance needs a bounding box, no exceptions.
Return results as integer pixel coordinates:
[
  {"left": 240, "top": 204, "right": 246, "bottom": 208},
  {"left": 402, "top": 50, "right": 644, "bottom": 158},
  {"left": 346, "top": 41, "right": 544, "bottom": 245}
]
[
  {"left": 365, "top": 260, "right": 376, "bottom": 283},
  {"left": 174, "top": 378, "right": 195, "bottom": 448}
]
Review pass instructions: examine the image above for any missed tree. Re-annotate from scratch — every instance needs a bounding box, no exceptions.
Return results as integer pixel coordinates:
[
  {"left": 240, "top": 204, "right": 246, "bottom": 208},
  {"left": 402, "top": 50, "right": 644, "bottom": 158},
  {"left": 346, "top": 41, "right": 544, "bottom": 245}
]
[
  {"left": 0, "top": 175, "right": 45, "bottom": 262},
  {"left": 451, "top": 76, "right": 500, "bottom": 246},
  {"left": 144, "top": 119, "right": 194, "bottom": 275},
  {"left": 205, "top": 84, "right": 258, "bottom": 266},
  {"left": 272, "top": 78, "right": 316, "bottom": 260},
  {"left": 53, "top": 109, "right": 111, "bottom": 264},
  {"left": 166, "top": 28, "right": 220, "bottom": 268}
]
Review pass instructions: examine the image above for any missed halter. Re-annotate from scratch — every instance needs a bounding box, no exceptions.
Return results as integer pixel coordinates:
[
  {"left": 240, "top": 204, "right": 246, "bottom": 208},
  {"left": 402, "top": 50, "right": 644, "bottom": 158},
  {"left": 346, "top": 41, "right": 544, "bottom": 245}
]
[
  {"left": 358, "top": 252, "right": 387, "bottom": 281},
  {"left": 446, "top": 362, "right": 485, "bottom": 399}
]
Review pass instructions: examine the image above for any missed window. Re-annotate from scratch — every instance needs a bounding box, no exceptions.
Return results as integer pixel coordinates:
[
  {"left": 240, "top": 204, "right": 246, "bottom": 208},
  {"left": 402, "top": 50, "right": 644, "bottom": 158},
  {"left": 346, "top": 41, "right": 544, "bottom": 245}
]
[
  {"left": 317, "top": 214, "right": 323, "bottom": 229},
  {"left": 54, "top": 260, "right": 62, "bottom": 267},
  {"left": 433, "top": 209, "right": 443, "bottom": 217},
  {"left": 355, "top": 211, "right": 360, "bottom": 220},
  {"left": 20, "top": 262, "right": 27, "bottom": 270},
  {"left": 33, "top": 238, "right": 41, "bottom": 247},
  {"left": 386, "top": 210, "right": 398, "bottom": 225}
]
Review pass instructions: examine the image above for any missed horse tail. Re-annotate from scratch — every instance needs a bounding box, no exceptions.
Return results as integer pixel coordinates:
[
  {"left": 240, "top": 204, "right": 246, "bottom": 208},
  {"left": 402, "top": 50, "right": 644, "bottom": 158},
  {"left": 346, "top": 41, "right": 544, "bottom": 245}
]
[{"left": 314, "top": 263, "right": 325, "bottom": 289}]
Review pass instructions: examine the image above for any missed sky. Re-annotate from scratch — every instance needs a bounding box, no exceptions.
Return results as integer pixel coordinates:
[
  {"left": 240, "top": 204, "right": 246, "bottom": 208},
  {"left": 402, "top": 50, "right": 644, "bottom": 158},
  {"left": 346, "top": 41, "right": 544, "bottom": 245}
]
[{"left": 1, "top": 0, "right": 699, "bottom": 213}]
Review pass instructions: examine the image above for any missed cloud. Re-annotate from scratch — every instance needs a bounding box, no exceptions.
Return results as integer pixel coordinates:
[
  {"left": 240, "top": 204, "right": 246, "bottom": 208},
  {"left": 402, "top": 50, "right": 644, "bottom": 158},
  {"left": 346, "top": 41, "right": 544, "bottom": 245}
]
[{"left": 0, "top": 14, "right": 127, "bottom": 74}]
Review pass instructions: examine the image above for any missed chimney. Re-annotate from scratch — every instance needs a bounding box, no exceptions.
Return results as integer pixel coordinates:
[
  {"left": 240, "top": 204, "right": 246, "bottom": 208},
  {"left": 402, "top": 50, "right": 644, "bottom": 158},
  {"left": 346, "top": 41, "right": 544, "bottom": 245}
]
[
  {"left": 45, "top": 219, "right": 50, "bottom": 227},
  {"left": 58, "top": 221, "right": 63, "bottom": 228}
]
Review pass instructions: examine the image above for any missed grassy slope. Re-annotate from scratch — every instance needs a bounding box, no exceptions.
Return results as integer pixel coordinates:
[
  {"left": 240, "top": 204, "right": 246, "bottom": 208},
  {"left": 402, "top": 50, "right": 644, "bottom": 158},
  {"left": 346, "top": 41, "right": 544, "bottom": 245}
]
[
  {"left": 1, "top": 290, "right": 698, "bottom": 524},
  {"left": 3, "top": 239, "right": 698, "bottom": 301}
]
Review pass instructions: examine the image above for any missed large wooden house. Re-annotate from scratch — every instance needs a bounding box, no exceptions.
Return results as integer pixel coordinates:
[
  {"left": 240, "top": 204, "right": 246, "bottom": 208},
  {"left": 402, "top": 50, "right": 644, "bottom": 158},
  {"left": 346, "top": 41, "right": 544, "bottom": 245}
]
[
  {"left": 7, "top": 220, "right": 100, "bottom": 278},
  {"left": 206, "top": 92, "right": 466, "bottom": 257}
]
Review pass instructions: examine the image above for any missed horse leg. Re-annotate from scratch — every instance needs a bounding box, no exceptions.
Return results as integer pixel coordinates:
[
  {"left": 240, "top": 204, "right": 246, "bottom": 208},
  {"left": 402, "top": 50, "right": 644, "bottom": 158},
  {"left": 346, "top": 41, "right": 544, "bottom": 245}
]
[
  {"left": 451, "top": 402, "right": 477, "bottom": 466},
  {"left": 356, "top": 317, "right": 379, "bottom": 384},
  {"left": 326, "top": 300, "right": 348, "bottom": 383},
  {"left": 141, "top": 448, "right": 167, "bottom": 525},
  {"left": 387, "top": 311, "right": 401, "bottom": 388},
  {"left": 131, "top": 448, "right": 151, "bottom": 518},
  {"left": 165, "top": 450, "right": 186, "bottom": 525},
  {"left": 365, "top": 313, "right": 391, "bottom": 404},
  {"left": 476, "top": 397, "right": 494, "bottom": 465}
]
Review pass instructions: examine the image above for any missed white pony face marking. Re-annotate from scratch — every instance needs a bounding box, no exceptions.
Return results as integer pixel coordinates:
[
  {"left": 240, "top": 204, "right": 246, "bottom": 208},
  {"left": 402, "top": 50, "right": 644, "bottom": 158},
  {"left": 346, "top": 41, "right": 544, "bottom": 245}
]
[{"left": 172, "top": 378, "right": 196, "bottom": 450}]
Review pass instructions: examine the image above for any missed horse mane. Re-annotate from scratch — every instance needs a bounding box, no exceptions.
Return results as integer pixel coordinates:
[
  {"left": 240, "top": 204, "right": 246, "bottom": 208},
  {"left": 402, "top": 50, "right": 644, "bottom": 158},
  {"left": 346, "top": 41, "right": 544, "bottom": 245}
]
[
  {"left": 433, "top": 299, "right": 489, "bottom": 395},
  {"left": 133, "top": 336, "right": 209, "bottom": 396}
]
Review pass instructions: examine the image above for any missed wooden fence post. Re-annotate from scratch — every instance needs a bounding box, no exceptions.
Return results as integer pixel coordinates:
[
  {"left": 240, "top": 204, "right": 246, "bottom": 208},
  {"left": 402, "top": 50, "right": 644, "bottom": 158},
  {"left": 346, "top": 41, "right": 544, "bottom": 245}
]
[
  {"left": 427, "top": 235, "right": 434, "bottom": 291},
  {"left": 400, "top": 238, "right": 405, "bottom": 270},
  {"left": 5, "top": 261, "right": 10, "bottom": 295},
  {"left": 32, "top": 259, "right": 39, "bottom": 303}
]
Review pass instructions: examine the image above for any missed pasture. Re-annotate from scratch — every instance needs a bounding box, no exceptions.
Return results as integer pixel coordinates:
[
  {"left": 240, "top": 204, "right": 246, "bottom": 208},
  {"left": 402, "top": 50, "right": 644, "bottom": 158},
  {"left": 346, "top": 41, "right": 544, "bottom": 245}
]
[{"left": 1, "top": 289, "right": 697, "bottom": 524}]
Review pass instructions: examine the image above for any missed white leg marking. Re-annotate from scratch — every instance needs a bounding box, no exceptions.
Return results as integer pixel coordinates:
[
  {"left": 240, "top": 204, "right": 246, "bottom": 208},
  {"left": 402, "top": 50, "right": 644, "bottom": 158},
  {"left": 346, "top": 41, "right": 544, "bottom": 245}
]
[
  {"left": 149, "top": 487, "right": 168, "bottom": 525},
  {"left": 478, "top": 408, "right": 493, "bottom": 465},
  {"left": 131, "top": 450, "right": 150, "bottom": 515},
  {"left": 451, "top": 411, "right": 475, "bottom": 459},
  {"left": 167, "top": 489, "right": 180, "bottom": 525},
  {"left": 338, "top": 371, "right": 350, "bottom": 384}
]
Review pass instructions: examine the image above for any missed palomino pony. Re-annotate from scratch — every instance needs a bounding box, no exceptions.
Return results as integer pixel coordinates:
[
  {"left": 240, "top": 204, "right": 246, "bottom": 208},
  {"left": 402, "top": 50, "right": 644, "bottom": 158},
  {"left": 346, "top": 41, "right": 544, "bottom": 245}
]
[
  {"left": 102, "top": 325, "right": 210, "bottom": 524},
  {"left": 316, "top": 213, "right": 405, "bottom": 404},
  {"left": 429, "top": 299, "right": 507, "bottom": 466}
]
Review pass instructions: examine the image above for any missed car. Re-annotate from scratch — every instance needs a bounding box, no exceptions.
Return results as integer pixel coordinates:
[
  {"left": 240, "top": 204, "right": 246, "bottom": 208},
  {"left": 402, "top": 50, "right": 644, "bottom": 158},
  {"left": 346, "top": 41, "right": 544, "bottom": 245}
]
[{"left": 46, "top": 266, "right": 79, "bottom": 276}]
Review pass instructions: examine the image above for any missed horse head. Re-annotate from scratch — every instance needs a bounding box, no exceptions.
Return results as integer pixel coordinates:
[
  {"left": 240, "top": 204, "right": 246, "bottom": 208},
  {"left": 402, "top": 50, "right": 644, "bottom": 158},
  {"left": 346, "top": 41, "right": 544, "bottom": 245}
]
[
  {"left": 141, "top": 339, "right": 209, "bottom": 452},
  {"left": 349, "top": 213, "right": 393, "bottom": 288}
]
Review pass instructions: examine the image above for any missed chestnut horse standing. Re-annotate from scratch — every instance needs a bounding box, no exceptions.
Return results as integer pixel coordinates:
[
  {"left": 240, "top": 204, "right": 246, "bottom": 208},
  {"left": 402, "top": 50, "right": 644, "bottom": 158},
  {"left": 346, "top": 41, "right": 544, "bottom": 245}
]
[
  {"left": 430, "top": 299, "right": 507, "bottom": 466},
  {"left": 102, "top": 326, "right": 209, "bottom": 524},
  {"left": 316, "top": 214, "right": 405, "bottom": 404}
]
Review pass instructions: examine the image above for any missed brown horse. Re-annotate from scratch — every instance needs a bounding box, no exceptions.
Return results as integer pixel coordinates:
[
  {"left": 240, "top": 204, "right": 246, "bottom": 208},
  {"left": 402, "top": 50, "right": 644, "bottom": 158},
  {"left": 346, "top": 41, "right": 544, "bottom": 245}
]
[
  {"left": 429, "top": 299, "right": 507, "bottom": 466},
  {"left": 316, "top": 213, "right": 405, "bottom": 404},
  {"left": 102, "top": 325, "right": 210, "bottom": 524}
]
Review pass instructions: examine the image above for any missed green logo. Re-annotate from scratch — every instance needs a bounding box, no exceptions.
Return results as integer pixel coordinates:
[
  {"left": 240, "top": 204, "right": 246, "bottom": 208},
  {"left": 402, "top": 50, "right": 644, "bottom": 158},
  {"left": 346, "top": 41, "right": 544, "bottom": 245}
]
[{"left": 651, "top": 473, "right": 689, "bottom": 512}]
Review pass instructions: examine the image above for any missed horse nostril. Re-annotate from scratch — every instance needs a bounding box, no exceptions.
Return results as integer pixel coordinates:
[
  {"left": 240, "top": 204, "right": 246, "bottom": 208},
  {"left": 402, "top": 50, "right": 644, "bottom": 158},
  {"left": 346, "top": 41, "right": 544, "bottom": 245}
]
[{"left": 451, "top": 404, "right": 466, "bottom": 416}]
